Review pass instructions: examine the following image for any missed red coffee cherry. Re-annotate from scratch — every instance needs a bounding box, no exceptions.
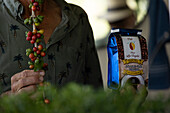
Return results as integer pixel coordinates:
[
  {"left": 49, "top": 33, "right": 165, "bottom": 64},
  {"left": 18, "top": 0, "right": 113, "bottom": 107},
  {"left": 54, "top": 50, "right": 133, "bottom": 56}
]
[
  {"left": 44, "top": 99, "right": 50, "bottom": 104},
  {"left": 32, "top": 6, "right": 36, "bottom": 11},
  {"left": 38, "top": 45, "right": 43, "bottom": 50},
  {"left": 26, "top": 37, "right": 31, "bottom": 41},
  {"left": 29, "top": 53, "right": 34, "bottom": 59},
  {"left": 36, "top": 50, "right": 41, "bottom": 54},
  {"left": 43, "top": 63, "right": 48, "bottom": 68},
  {"left": 41, "top": 52, "right": 46, "bottom": 57},
  {"left": 29, "top": 65, "right": 34, "bottom": 69},
  {"left": 31, "top": 0, "right": 35, "bottom": 3},
  {"left": 30, "top": 40, "right": 35, "bottom": 44},
  {"left": 33, "top": 47, "right": 37, "bottom": 52},
  {"left": 27, "top": 31, "right": 33, "bottom": 37},
  {"left": 36, "top": 33, "right": 41, "bottom": 38},
  {"left": 36, "top": 6, "right": 40, "bottom": 11},
  {"left": 31, "top": 57, "right": 36, "bottom": 62},
  {"left": 33, "top": 2, "right": 39, "bottom": 7},
  {"left": 32, "top": 35, "right": 37, "bottom": 40}
]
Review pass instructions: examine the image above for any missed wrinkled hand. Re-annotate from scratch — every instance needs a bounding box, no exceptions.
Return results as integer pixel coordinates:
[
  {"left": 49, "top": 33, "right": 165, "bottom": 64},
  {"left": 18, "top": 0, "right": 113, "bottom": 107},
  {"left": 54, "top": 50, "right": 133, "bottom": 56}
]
[{"left": 11, "top": 70, "right": 45, "bottom": 94}]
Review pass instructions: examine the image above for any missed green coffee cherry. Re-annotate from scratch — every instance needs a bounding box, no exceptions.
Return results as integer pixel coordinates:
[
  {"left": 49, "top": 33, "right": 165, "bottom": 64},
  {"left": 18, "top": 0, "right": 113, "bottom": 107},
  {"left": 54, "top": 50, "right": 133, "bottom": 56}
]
[
  {"left": 25, "top": 31, "right": 28, "bottom": 37},
  {"left": 35, "top": 22, "right": 40, "bottom": 26},
  {"left": 29, "top": 3, "right": 33, "bottom": 8},
  {"left": 26, "top": 48, "right": 32, "bottom": 53},
  {"left": 36, "top": 39, "right": 41, "bottom": 43},
  {"left": 34, "top": 52, "right": 38, "bottom": 57},
  {"left": 35, "top": 59, "right": 40, "bottom": 64},
  {"left": 28, "top": 61, "right": 34, "bottom": 65},
  {"left": 26, "top": 52, "right": 29, "bottom": 56},
  {"left": 33, "top": 18, "right": 39, "bottom": 23},
  {"left": 29, "top": 19, "right": 33, "bottom": 25},
  {"left": 24, "top": 18, "right": 29, "bottom": 24},
  {"left": 42, "top": 48, "right": 47, "bottom": 52}
]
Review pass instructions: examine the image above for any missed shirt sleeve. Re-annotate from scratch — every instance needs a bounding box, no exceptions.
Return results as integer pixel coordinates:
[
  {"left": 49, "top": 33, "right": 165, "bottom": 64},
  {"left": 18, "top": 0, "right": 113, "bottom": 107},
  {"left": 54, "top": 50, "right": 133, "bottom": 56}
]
[{"left": 84, "top": 20, "right": 103, "bottom": 88}]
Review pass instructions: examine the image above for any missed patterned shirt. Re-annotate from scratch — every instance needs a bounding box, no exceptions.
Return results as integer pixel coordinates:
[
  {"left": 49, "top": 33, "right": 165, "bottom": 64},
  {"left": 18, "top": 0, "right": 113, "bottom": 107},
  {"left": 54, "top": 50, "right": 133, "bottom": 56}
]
[{"left": 0, "top": 0, "right": 103, "bottom": 94}]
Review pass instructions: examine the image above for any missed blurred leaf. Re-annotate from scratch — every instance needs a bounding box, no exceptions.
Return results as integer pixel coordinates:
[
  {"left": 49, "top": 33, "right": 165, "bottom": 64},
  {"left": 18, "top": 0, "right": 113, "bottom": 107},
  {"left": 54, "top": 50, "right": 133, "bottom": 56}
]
[{"left": 0, "top": 83, "right": 170, "bottom": 113}]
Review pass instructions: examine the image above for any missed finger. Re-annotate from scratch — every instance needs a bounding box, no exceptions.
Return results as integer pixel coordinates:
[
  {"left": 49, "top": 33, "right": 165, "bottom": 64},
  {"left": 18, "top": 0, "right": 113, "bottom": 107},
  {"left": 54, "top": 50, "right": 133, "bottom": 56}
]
[
  {"left": 12, "top": 76, "right": 44, "bottom": 92},
  {"left": 12, "top": 76, "right": 44, "bottom": 93},
  {"left": 17, "top": 85, "right": 37, "bottom": 94},
  {"left": 11, "top": 70, "right": 34, "bottom": 84},
  {"left": 11, "top": 70, "right": 45, "bottom": 85}
]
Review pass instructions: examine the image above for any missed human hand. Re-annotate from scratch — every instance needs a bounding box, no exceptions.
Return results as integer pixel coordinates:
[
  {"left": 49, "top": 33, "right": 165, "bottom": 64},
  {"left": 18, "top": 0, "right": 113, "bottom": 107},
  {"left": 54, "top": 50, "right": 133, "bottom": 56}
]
[{"left": 11, "top": 70, "right": 45, "bottom": 94}]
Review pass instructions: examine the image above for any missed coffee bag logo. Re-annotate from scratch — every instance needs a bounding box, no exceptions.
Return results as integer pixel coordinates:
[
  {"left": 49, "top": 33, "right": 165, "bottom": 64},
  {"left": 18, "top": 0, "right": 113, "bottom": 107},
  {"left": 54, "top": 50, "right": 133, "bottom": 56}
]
[{"left": 129, "top": 42, "right": 135, "bottom": 50}]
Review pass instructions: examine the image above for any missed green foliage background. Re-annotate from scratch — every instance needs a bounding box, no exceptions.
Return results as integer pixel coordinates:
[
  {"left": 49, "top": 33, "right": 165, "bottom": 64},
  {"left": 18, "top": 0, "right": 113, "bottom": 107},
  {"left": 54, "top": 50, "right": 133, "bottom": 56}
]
[{"left": 0, "top": 83, "right": 170, "bottom": 113}]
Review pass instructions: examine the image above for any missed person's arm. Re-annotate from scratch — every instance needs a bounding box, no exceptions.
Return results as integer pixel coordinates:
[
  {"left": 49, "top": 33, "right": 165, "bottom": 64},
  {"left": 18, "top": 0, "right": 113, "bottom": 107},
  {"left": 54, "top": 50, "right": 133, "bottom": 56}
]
[{"left": 84, "top": 20, "right": 103, "bottom": 88}]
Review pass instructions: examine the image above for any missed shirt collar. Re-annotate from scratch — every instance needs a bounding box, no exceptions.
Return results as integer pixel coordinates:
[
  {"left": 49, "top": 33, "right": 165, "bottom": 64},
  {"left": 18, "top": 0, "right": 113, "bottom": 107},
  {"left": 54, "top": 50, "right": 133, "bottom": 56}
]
[
  {"left": 3, "top": 0, "right": 79, "bottom": 39},
  {"left": 3, "top": 0, "right": 23, "bottom": 19},
  {"left": 3, "top": 0, "right": 78, "bottom": 24},
  {"left": 3, "top": 0, "right": 72, "bottom": 18}
]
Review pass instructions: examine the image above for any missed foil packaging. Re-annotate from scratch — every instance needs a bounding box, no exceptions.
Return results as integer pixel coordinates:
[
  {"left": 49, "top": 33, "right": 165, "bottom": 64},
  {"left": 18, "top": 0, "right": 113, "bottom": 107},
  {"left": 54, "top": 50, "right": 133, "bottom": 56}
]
[{"left": 107, "top": 28, "right": 148, "bottom": 89}]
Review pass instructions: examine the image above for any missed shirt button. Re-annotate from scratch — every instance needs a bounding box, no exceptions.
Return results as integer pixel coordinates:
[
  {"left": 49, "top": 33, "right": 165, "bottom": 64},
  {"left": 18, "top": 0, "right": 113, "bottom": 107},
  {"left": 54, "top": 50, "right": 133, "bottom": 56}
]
[{"left": 48, "top": 39, "right": 52, "bottom": 44}]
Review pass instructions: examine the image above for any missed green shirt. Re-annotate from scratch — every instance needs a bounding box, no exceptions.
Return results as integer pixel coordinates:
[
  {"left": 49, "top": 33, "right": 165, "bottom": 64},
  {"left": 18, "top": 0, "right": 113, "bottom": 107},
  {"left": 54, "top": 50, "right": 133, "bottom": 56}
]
[{"left": 0, "top": 0, "right": 103, "bottom": 94}]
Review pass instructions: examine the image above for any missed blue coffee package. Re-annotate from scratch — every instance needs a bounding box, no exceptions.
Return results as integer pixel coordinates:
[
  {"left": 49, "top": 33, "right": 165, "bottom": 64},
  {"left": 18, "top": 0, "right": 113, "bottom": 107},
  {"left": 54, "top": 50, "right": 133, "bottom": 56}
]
[{"left": 107, "top": 28, "right": 148, "bottom": 89}]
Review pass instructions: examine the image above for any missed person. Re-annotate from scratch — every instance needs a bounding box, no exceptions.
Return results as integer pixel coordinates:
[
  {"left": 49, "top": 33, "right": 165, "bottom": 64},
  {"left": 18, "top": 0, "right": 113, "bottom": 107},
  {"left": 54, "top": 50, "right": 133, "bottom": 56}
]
[
  {"left": 102, "top": 0, "right": 136, "bottom": 29},
  {"left": 102, "top": 0, "right": 148, "bottom": 92},
  {"left": 148, "top": 0, "right": 170, "bottom": 89},
  {"left": 0, "top": 0, "right": 103, "bottom": 95}
]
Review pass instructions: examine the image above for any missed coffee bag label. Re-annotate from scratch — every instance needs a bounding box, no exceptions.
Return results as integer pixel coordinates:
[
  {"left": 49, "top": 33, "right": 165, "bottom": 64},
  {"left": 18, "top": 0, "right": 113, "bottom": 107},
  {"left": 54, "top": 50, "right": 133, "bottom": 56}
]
[
  {"left": 119, "top": 36, "right": 146, "bottom": 79},
  {"left": 122, "top": 36, "right": 141, "bottom": 59}
]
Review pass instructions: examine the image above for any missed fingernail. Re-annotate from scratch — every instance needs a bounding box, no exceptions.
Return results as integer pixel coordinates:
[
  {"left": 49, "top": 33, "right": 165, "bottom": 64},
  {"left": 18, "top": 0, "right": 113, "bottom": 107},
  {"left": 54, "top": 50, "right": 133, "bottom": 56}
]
[
  {"left": 39, "top": 77, "right": 44, "bottom": 81},
  {"left": 39, "top": 71, "right": 45, "bottom": 76}
]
